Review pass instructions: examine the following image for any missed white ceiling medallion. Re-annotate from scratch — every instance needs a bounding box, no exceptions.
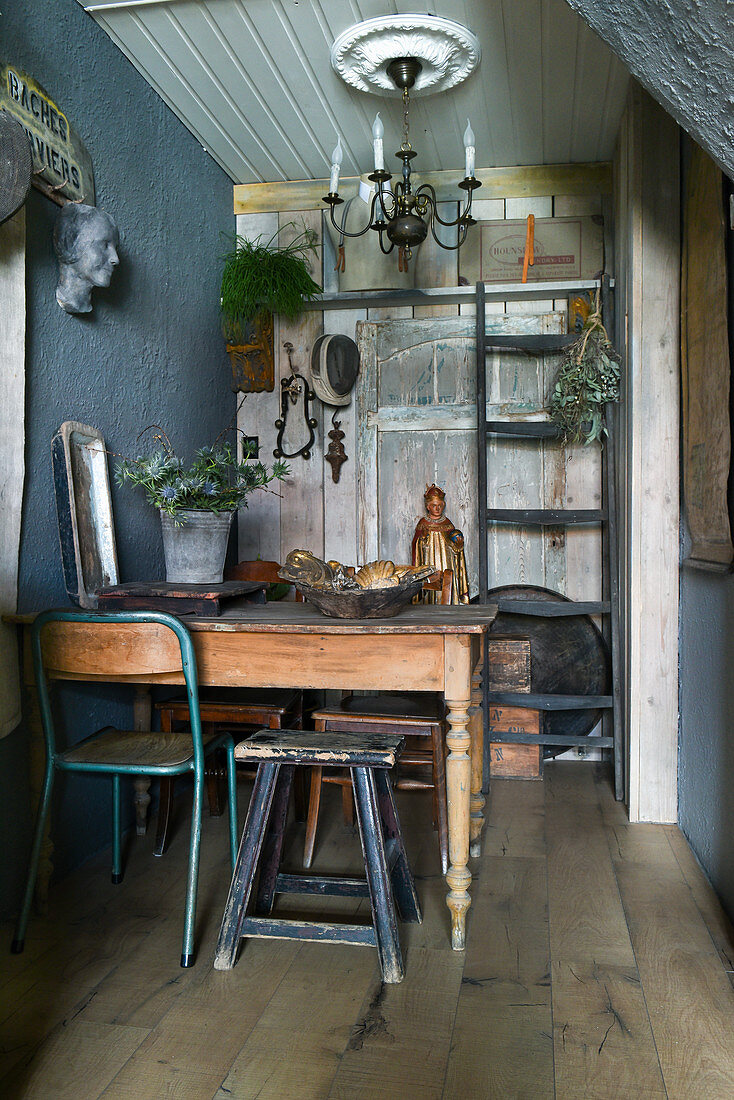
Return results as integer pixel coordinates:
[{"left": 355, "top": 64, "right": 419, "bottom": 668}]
[{"left": 330, "top": 15, "right": 481, "bottom": 97}]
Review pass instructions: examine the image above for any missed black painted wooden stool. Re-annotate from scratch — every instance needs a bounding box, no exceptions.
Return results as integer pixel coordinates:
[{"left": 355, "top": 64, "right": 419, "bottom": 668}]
[{"left": 214, "top": 729, "right": 422, "bottom": 983}]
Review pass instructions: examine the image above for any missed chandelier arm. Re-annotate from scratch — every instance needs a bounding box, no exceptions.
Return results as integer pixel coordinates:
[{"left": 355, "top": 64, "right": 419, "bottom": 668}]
[
  {"left": 377, "top": 229, "right": 395, "bottom": 255},
  {"left": 327, "top": 197, "right": 377, "bottom": 240},
  {"left": 427, "top": 217, "right": 470, "bottom": 251},
  {"left": 414, "top": 183, "right": 473, "bottom": 228}
]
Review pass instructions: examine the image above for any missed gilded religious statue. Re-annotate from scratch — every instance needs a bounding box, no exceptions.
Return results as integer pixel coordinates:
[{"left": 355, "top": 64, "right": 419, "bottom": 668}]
[{"left": 411, "top": 484, "right": 469, "bottom": 604}]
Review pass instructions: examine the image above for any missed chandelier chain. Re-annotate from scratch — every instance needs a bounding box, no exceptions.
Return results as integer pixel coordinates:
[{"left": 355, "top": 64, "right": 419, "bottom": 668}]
[{"left": 401, "top": 87, "right": 412, "bottom": 152}]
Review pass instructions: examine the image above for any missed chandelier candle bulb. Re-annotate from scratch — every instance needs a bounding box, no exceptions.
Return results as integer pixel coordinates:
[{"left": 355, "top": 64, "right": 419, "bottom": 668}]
[
  {"left": 463, "top": 119, "right": 475, "bottom": 178},
  {"left": 329, "top": 136, "right": 343, "bottom": 194},
  {"left": 372, "top": 112, "right": 385, "bottom": 171}
]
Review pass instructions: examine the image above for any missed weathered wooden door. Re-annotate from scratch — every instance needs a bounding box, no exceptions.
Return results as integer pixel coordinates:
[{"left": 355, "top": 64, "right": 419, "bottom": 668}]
[{"left": 356, "top": 315, "right": 601, "bottom": 603}]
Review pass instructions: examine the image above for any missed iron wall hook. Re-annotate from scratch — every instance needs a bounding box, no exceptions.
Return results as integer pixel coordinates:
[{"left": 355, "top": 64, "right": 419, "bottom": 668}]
[{"left": 274, "top": 342, "right": 318, "bottom": 460}]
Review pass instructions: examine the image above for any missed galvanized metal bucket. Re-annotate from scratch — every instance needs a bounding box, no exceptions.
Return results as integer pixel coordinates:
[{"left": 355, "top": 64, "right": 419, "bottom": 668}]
[{"left": 160, "top": 509, "right": 233, "bottom": 585}]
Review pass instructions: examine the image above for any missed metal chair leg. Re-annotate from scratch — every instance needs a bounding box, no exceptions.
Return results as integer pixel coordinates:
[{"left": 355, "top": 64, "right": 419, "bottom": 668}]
[
  {"left": 225, "top": 738, "right": 238, "bottom": 870},
  {"left": 11, "top": 764, "right": 55, "bottom": 954},
  {"left": 180, "top": 769, "right": 204, "bottom": 968},
  {"left": 111, "top": 774, "right": 123, "bottom": 883}
]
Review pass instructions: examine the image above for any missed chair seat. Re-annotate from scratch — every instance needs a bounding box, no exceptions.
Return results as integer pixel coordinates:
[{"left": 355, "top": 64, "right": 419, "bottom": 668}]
[
  {"left": 157, "top": 687, "right": 301, "bottom": 717},
  {"left": 234, "top": 729, "right": 404, "bottom": 769},
  {"left": 312, "top": 693, "right": 443, "bottom": 728},
  {"left": 59, "top": 726, "right": 222, "bottom": 768}
]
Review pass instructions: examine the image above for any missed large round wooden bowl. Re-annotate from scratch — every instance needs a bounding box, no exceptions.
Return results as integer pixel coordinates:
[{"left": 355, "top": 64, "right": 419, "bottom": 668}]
[{"left": 296, "top": 573, "right": 429, "bottom": 618}]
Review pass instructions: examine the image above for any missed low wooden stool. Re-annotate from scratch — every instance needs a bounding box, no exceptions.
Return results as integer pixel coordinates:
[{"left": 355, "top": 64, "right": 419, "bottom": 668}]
[{"left": 214, "top": 729, "right": 422, "bottom": 984}]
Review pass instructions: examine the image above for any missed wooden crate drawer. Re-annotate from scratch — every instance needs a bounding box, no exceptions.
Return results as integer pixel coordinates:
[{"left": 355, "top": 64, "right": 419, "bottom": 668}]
[{"left": 488, "top": 704, "right": 542, "bottom": 780}]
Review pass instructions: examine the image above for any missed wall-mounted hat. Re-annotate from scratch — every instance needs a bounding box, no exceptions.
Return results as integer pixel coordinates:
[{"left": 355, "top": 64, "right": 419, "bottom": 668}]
[
  {"left": 311, "top": 334, "right": 360, "bottom": 406},
  {"left": 0, "top": 111, "right": 32, "bottom": 225}
]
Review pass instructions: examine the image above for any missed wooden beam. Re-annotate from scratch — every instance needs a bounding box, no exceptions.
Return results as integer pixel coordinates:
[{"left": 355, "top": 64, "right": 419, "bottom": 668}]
[{"left": 234, "top": 162, "right": 613, "bottom": 214}]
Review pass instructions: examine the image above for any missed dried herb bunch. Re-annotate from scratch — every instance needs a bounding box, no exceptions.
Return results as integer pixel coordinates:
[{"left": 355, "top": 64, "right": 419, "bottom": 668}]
[
  {"left": 220, "top": 223, "right": 322, "bottom": 344},
  {"left": 115, "top": 425, "right": 288, "bottom": 518},
  {"left": 550, "top": 293, "right": 621, "bottom": 444}
]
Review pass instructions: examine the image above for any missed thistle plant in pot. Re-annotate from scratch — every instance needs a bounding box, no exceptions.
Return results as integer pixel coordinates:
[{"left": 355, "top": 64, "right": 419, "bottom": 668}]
[
  {"left": 221, "top": 223, "right": 322, "bottom": 393},
  {"left": 115, "top": 427, "right": 288, "bottom": 585}
]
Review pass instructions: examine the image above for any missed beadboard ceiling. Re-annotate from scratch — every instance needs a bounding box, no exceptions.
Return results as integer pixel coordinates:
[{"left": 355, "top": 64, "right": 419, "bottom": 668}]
[{"left": 77, "top": 0, "right": 630, "bottom": 184}]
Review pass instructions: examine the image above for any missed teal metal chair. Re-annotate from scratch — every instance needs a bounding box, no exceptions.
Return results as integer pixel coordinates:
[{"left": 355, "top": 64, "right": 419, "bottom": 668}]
[{"left": 11, "top": 609, "right": 238, "bottom": 968}]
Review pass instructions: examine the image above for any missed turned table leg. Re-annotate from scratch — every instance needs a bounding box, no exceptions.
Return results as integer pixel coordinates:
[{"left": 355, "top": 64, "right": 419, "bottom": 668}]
[
  {"left": 444, "top": 634, "right": 473, "bottom": 951},
  {"left": 133, "top": 685, "right": 152, "bottom": 835},
  {"left": 469, "top": 639, "right": 485, "bottom": 859}
]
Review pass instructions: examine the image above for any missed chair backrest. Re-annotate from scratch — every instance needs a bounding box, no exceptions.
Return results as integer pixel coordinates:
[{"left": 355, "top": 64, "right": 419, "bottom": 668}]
[
  {"left": 421, "top": 569, "right": 453, "bottom": 604},
  {"left": 225, "top": 559, "right": 303, "bottom": 601},
  {"left": 32, "top": 609, "right": 204, "bottom": 762}
]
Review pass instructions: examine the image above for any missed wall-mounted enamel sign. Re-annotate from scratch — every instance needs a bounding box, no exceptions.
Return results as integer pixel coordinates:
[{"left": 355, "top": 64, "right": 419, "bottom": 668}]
[{"left": 0, "top": 64, "right": 95, "bottom": 205}]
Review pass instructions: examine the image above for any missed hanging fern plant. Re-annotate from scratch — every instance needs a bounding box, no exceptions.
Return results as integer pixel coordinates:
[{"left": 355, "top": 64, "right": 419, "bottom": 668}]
[
  {"left": 220, "top": 223, "right": 322, "bottom": 345},
  {"left": 550, "top": 292, "right": 621, "bottom": 444}
]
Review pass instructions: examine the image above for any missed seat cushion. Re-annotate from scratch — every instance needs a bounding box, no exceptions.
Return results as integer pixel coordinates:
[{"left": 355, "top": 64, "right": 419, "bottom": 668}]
[{"left": 58, "top": 727, "right": 222, "bottom": 768}]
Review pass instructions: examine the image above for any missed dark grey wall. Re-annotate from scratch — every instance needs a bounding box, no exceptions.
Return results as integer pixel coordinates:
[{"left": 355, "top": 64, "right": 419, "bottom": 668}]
[
  {"left": 678, "top": 562, "right": 734, "bottom": 919},
  {"left": 565, "top": 0, "right": 734, "bottom": 179},
  {"left": 0, "top": 0, "right": 234, "bottom": 916},
  {"left": 678, "top": 146, "right": 734, "bottom": 919}
]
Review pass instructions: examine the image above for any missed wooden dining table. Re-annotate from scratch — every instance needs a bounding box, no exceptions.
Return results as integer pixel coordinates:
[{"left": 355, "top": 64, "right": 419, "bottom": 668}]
[{"left": 13, "top": 600, "right": 496, "bottom": 951}]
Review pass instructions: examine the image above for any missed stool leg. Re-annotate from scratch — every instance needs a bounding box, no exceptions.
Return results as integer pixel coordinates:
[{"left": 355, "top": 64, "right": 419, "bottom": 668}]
[
  {"left": 352, "top": 766, "right": 404, "bottom": 984},
  {"left": 256, "top": 764, "right": 295, "bottom": 914},
  {"left": 431, "top": 724, "right": 449, "bottom": 876},
  {"left": 214, "top": 762, "right": 280, "bottom": 971},
  {"left": 303, "top": 764, "right": 323, "bottom": 869},
  {"left": 374, "top": 770, "right": 422, "bottom": 925}
]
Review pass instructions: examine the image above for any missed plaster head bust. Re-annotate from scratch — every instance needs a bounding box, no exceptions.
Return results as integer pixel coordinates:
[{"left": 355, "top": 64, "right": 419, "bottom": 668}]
[{"left": 53, "top": 202, "right": 120, "bottom": 314}]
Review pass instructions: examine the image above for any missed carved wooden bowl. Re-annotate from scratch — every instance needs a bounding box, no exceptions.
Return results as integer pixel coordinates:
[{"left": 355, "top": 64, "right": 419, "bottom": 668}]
[{"left": 295, "top": 573, "right": 429, "bottom": 619}]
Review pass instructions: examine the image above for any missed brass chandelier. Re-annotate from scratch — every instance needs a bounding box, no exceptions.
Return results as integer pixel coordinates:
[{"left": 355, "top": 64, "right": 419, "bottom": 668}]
[{"left": 324, "top": 16, "right": 483, "bottom": 262}]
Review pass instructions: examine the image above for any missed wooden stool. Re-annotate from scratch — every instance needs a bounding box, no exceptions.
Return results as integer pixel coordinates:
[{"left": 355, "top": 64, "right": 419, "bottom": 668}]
[{"left": 214, "top": 730, "right": 422, "bottom": 984}]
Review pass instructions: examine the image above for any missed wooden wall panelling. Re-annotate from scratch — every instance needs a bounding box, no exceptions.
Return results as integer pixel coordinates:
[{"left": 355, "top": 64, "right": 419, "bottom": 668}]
[
  {"left": 320, "top": 218, "right": 362, "bottom": 566},
  {"left": 356, "top": 320, "right": 379, "bottom": 564},
  {"left": 235, "top": 211, "right": 282, "bottom": 564},
  {"left": 413, "top": 201, "right": 459, "bottom": 319},
  {"left": 277, "top": 210, "right": 325, "bottom": 563},
  {"left": 621, "top": 87, "right": 680, "bottom": 823},
  {"left": 233, "top": 163, "right": 613, "bottom": 214}
]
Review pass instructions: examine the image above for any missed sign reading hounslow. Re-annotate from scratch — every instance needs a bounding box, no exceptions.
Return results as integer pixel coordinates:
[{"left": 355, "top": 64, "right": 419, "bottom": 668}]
[{"left": 1, "top": 64, "right": 95, "bottom": 204}]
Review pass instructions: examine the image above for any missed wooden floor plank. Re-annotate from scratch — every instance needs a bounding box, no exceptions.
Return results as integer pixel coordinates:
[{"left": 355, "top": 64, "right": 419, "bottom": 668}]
[
  {"left": 552, "top": 960, "right": 666, "bottom": 1099},
  {"left": 1, "top": 1019, "right": 148, "bottom": 1100},
  {"left": 483, "top": 777, "right": 547, "bottom": 858},
  {"left": 445, "top": 856, "right": 554, "bottom": 1098},
  {"left": 545, "top": 763, "right": 636, "bottom": 966},
  {"left": 328, "top": 948, "right": 464, "bottom": 1099},
  {"left": 4, "top": 764, "right": 734, "bottom": 1098},
  {"left": 218, "top": 942, "right": 376, "bottom": 1100},
  {"left": 665, "top": 824, "right": 734, "bottom": 977},
  {"left": 614, "top": 859, "right": 734, "bottom": 1098}
]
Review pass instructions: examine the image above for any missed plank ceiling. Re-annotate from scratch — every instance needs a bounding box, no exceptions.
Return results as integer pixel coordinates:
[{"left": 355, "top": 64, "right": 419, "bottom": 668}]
[{"left": 77, "top": 0, "right": 630, "bottom": 184}]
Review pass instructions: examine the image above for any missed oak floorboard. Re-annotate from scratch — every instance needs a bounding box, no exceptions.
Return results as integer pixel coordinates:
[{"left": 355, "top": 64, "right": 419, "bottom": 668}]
[
  {"left": 217, "top": 943, "right": 376, "bottom": 1100},
  {"left": 665, "top": 824, "right": 734, "bottom": 977},
  {"left": 552, "top": 960, "right": 666, "bottom": 1099},
  {"left": 1, "top": 1019, "right": 149, "bottom": 1100},
  {"left": 4, "top": 764, "right": 734, "bottom": 1097},
  {"left": 328, "top": 947, "right": 465, "bottom": 1100},
  {"left": 483, "top": 776, "right": 546, "bottom": 858},
  {"left": 545, "top": 763, "right": 635, "bottom": 966},
  {"left": 444, "top": 856, "right": 553, "bottom": 1098},
  {"left": 614, "top": 859, "right": 734, "bottom": 1097}
]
